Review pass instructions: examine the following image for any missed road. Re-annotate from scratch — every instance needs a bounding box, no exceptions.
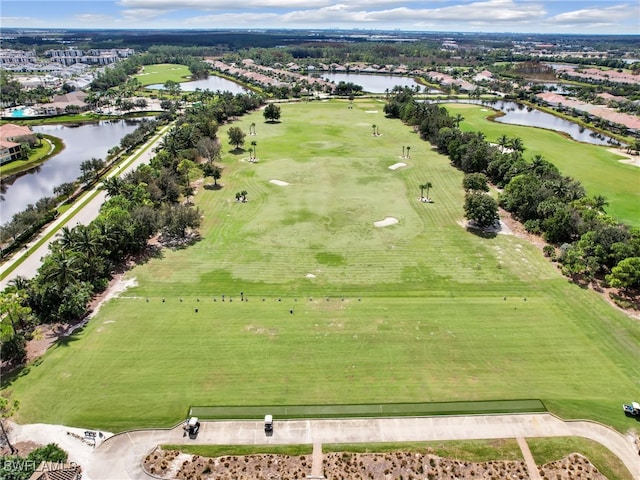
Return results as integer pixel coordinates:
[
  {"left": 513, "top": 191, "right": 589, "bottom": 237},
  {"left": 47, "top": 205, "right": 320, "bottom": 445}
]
[
  {"left": 9, "top": 414, "right": 640, "bottom": 480},
  {"left": 0, "top": 124, "right": 172, "bottom": 291}
]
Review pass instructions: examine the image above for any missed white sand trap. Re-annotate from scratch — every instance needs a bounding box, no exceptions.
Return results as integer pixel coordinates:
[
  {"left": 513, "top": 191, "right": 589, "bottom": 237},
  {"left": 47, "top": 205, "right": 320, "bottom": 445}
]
[
  {"left": 365, "top": 110, "right": 378, "bottom": 113},
  {"left": 481, "top": 108, "right": 488, "bottom": 111},
  {"left": 270, "top": 179, "right": 289, "bottom": 186},
  {"left": 305, "top": 273, "right": 316, "bottom": 278},
  {"left": 374, "top": 217, "right": 399, "bottom": 227},
  {"left": 388, "top": 162, "right": 407, "bottom": 170}
]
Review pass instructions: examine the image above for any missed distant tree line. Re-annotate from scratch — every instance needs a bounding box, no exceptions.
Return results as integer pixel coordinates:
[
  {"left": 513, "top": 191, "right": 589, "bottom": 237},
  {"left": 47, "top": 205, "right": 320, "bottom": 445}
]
[{"left": 384, "top": 87, "right": 640, "bottom": 292}]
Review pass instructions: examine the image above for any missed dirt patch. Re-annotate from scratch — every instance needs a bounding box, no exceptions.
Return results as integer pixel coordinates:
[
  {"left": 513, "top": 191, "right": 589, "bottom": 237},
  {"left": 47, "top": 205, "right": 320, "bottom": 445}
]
[{"left": 143, "top": 447, "right": 609, "bottom": 480}]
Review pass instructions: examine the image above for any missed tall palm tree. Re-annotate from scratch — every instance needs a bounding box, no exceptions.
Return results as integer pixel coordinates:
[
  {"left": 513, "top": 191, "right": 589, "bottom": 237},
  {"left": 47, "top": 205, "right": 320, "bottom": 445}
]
[
  {"left": 372, "top": 124, "right": 377, "bottom": 136},
  {"left": 251, "top": 140, "right": 257, "bottom": 159},
  {"left": 453, "top": 114, "right": 464, "bottom": 128},
  {"left": 424, "top": 181, "right": 433, "bottom": 199},
  {"left": 406, "top": 146, "right": 411, "bottom": 158}
]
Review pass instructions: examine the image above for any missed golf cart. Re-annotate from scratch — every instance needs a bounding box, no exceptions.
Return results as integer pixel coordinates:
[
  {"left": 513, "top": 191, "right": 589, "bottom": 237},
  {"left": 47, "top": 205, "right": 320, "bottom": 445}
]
[
  {"left": 623, "top": 402, "right": 640, "bottom": 417},
  {"left": 264, "top": 414, "right": 273, "bottom": 434},
  {"left": 186, "top": 417, "right": 201, "bottom": 438}
]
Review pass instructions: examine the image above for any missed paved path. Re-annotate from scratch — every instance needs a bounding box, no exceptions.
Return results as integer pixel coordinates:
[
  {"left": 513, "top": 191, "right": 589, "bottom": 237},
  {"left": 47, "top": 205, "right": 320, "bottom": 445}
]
[
  {"left": 517, "top": 436, "right": 541, "bottom": 480},
  {"left": 11, "top": 414, "right": 637, "bottom": 480},
  {"left": 0, "top": 124, "right": 172, "bottom": 290}
]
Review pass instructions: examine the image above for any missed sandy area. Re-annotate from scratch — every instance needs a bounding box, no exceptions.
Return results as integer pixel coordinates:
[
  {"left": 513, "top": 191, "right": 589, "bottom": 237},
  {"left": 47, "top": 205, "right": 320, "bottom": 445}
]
[
  {"left": 365, "top": 110, "right": 378, "bottom": 113},
  {"left": 609, "top": 147, "right": 640, "bottom": 167},
  {"left": 388, "top": 162, "right": 407, "bottom": 170},
  {"left": 269, "top": 179, "right": 289, "bottom": 186},
  {"left": 374, "top": 217, "right": 398, "bottom": 227}
]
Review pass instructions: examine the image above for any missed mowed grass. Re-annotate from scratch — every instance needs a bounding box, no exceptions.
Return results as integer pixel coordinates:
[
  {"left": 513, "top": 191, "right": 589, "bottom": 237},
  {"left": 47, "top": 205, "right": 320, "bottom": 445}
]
[
  {"left": 7, "top": 99, "right": 640, "bottom": 434},
  {"left": 445, "top": 103, "right": 640, "bottom": 226},
  {"left": 134, "top": 63, "right": 191, "bottom": 86}
]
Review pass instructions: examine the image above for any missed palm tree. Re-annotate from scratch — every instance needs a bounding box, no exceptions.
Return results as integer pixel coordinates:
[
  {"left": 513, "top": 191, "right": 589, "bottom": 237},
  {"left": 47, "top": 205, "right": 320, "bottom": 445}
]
[
  {"left": 509, "top": 137, "right": 525, "bottom": 154},
  {"left": 102, "top": 176, "right": 125, "bottom": 198},
  {"left": 497, "top": 134, "right": 509, "bottom": 152},
  {"left": 419, "top": 182, "right": 433, "bottom": 200},
  {"left": 41, "top": 249, "right": 82, "bottom": 292},
  {"left": 372, "top": 124, "right": 377, "bottom": 136},
  {"left": 251, "top": 140, "right": 257, "bottom": 159},
  {"left": 453, "top": 114, "right": 464, "bottom": 128},
  {"left": 402, "top": 145, "right": 405, "bottom": 158},
  {"left": 406, "top": 146, "right": 411, "bottom": 158},
  {"left": 250, "top": 122, "right": 256, "bottom": 135},
  {"left": 424, "top": 181, "right": 433, "bottom": 200},
  {"left": 592, "top": 195, "right": 609, "bottom": 212}
]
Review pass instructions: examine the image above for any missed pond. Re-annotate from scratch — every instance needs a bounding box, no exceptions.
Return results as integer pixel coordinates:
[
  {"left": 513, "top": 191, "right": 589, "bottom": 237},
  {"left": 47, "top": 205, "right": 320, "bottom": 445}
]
[
  {"left": 321, "top": 73, "right": 435, "bottom": 94},
  {"left": 147, "top": 75, "right": 249, "bottom": 94},
  {"left": 1, "top": 119, "right": 147, "bottom": 221},
  {"left": 435, "top": 99, "right": 618, "bottom": 146},
  {"left": 489, "top": 100, "right": 618, "bottom": 146}
]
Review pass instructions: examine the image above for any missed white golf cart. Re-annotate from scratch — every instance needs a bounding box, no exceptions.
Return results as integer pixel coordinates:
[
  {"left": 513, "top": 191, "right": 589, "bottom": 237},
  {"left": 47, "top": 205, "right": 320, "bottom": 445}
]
[{"left": 264, "top": 414, "right": 273, "bottom": 433}]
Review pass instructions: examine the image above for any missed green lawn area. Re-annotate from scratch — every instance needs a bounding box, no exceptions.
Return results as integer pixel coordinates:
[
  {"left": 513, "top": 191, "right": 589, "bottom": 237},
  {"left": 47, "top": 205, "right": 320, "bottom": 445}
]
[
  {"left": 134, "top": 63, "right": 191, "bottom": 86},
  {"left": 444, "top": 103, "right": 640, "bottom": 226},
  {"left": 6, "top": 99, "right": 640, "bottom": 436}
]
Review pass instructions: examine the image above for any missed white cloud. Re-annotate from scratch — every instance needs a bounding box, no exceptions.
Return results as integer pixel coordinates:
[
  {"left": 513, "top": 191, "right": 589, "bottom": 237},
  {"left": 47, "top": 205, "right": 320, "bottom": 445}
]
[
  {"left": 545, "top": 3, "right": 637, "bottom": 25},
  {"left": 118, "top": 0, "right": 334, "bottom": 9}
]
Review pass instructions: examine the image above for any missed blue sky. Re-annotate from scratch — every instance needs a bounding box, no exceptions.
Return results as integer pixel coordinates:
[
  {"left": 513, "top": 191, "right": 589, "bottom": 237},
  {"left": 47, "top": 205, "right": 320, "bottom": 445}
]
[{"left": 1, "top": 0, "right": 639, "bottom": 34}]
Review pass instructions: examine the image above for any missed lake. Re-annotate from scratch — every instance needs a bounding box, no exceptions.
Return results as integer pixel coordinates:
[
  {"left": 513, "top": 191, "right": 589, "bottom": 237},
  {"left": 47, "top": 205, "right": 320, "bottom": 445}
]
[
  {"left": 321, "top": 73, "right": 434, "bottom": 93},
  {"left": 1, "top": 119, "right": 146, "bottom": 221},
  {"left": 147, "top": 75, "right": 249, "bottom": 94},
  {"left": 489, "top": 100, "right": 618, "bottom": 146}
]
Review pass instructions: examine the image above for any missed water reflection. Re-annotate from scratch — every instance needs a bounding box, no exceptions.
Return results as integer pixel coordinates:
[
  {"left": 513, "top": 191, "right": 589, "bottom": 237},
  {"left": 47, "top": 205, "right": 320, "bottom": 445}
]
[
  {"left": 437, "top": 99, "right": 618, "bottom": 146},
  {"left": 321, "top": 73, "right": 429, "bottom": 93},
  {"left": 1, "top": 119, "right": 145, "bottom": 221},
  {"left": 147, "top": 75, "right": 249, "bottom": 93},
  {"left": 490, "top": 100, "right": 618, "bottom": 146}
]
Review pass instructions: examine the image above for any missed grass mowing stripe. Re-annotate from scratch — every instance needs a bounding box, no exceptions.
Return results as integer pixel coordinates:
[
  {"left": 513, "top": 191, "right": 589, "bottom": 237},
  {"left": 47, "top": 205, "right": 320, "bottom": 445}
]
[{"left": 6, "top": 100, "right": 639, "bottom": 435}]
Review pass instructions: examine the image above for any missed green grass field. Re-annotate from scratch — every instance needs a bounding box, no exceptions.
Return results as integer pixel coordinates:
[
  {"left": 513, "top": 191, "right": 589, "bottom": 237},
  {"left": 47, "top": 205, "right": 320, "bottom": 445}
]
[
  {"left": 134, "top": 63, "right": 191, "bottom": 86},
  {"left": 445, "top": 103, "right": 640, "bottom": 226},
  {"left": 6, "top": 99, "right": 640, "bottom": 435}
]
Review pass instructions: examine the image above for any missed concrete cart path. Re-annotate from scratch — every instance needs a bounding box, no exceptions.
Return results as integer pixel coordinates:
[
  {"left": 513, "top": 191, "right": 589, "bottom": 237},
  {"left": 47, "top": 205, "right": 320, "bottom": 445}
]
[
  {"left": 517, "top": 436, "right": 542, "bottom": 480},
  {"left": 11, "top": 414, "right": 636, "bottom": 480}
]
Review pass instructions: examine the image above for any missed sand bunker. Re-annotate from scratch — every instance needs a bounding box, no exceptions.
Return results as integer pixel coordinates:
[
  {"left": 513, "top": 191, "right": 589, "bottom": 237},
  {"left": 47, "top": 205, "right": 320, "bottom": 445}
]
[
  {"left": 374, "top": 217, "right": 399, "bottom": 227},
  {"left": 388, "top": 162, "right": 406, "bottom": 170},
  {"left": 305, "top": 273, "right": 316, "bottom": 279},
  {"left": 365, "top": 110, "right": 378, "bottom": 113},
  {"left": 269, "top": 179, "right": 289, "bottom": 186}
]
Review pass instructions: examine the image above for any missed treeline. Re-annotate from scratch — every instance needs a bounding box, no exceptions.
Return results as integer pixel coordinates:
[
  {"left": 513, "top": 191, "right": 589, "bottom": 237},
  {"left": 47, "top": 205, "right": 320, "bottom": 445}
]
[
  {"left": 384, "top": 88, "right": 640, "bottom": 290},
  {"left": 0, "top": 91, "right": 264, "bottom": 367}
]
